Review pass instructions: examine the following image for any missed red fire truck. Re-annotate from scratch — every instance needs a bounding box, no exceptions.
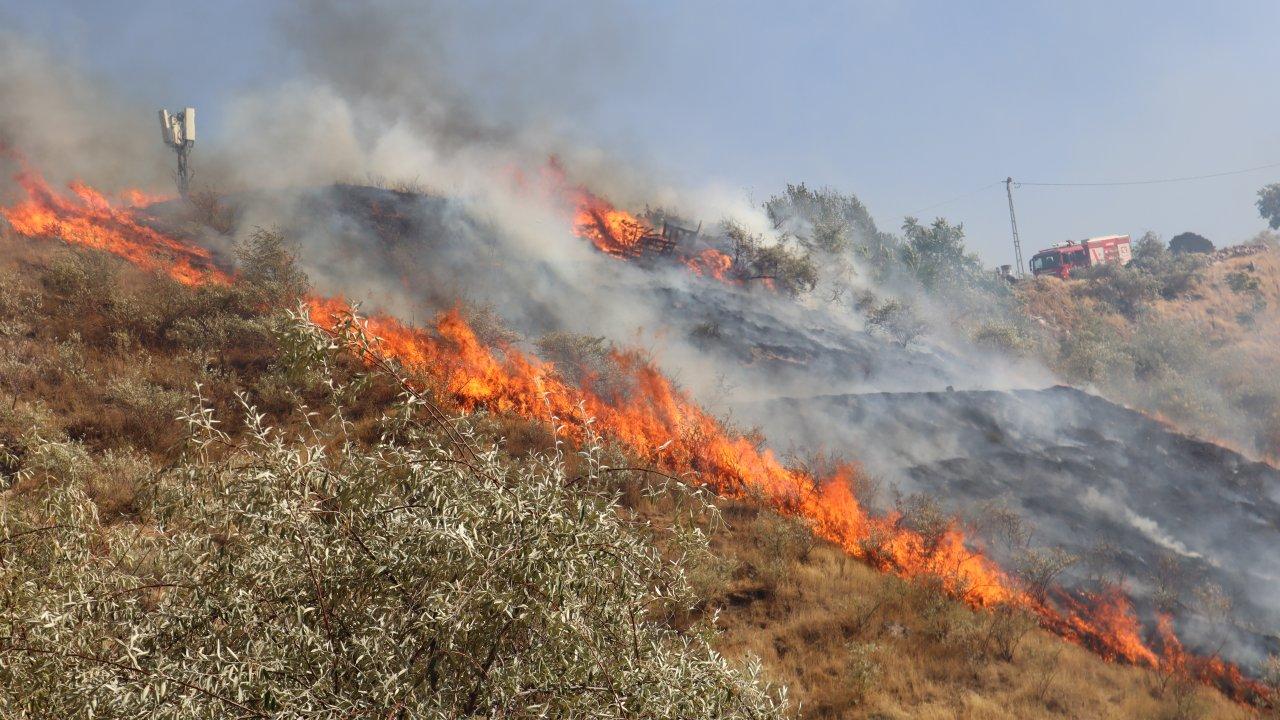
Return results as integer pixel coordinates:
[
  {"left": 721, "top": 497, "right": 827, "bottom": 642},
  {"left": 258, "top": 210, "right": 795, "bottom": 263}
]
[{"left": 1029, "top": 235, "right": 1132, "bottom": 279}]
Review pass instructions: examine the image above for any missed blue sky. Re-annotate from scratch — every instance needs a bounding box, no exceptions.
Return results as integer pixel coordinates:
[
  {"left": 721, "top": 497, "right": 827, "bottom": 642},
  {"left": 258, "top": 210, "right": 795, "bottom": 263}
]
[{"left": 4, "top": 0, "right": 1279, "bottom": 265}]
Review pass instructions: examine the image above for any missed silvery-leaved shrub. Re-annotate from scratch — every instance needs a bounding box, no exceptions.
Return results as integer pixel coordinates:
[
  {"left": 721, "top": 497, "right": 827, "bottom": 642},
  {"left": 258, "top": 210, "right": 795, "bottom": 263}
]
[{"left": 0, "top": 310, "right": 785, "bottom": 719}]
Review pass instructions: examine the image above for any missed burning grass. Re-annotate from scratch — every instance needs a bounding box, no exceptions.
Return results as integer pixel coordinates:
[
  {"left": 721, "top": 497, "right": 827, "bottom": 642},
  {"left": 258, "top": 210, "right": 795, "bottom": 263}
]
[
  {"left": 704, "top": 502, "right": 1255, "bottom": 719},
  {"left": 0, "top": 160, "right": 1272, "bottom": 709},
  {"left": 0, "top": 156, "right": 226, "bottom": 286}
]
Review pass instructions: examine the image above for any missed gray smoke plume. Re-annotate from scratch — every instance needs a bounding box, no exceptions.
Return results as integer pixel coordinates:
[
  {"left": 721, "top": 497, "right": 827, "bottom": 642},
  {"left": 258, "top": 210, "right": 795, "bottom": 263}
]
[{"left": 0, "top": 30, "right": 173, "bottom": 198}]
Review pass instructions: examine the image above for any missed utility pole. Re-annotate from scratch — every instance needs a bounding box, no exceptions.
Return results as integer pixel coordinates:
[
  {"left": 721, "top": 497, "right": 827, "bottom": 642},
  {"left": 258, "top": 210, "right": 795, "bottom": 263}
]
[{"left": 1005, "top": 177, "right": 1025, "bottom": 278}]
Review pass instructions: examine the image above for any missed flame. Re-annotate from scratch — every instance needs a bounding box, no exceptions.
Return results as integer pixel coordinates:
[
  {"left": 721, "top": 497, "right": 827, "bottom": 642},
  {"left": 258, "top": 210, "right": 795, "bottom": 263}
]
[
  {"left": 1154, "top": 613, "right": 1269, "bottom": 701},
  {"left": 1049, "top": 586, "right": 1159, "bottom": 666},
  {"left": 120, "top": 188, "right": 171, "bottom": 208},
  {"left": 2, "top": 159, "right": 1270, "bottom": 705},
  {"left": 541, "top": 159, "right": 741, "bottom": 284},
  {"left": 571, "top": 188, "right": 652, "bottom": 259},
  {"left": 303, "top": 295, "right": 1017, "bottom": 602},
  {"left": 0, "top": 164, "right": 227, "bottom": 286},
  {"left": 568, "top": 189, "right": 740, "bottom": 285},
  {"left": 532, "top": 159, "right": 653, "bottom": 259},
  {"left": 683, "top": 247, "right": 735, "bottom": 281}
]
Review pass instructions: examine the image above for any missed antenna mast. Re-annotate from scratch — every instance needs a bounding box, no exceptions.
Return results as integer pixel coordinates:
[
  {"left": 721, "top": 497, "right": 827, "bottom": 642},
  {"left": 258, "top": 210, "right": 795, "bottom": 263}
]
[
  {"left": 158, "top": 108, "right": 196, "bottom": 197},
  {"left": 1005, "top": 176, "right": 1025, "bottom": 278}
]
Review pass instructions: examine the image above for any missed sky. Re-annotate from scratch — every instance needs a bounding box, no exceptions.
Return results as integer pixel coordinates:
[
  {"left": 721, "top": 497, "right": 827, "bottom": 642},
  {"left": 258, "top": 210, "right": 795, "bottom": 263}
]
[{"left": 3, "top": 0, "right": 1279, "bottom": 266}]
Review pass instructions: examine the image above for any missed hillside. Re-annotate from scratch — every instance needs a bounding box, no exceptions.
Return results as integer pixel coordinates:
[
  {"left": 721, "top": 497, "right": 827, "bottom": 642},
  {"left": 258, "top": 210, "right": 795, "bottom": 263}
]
[
  {"left": 0, "top": 202, "right": 1262, "bottom": 718},
  {"left": 1153, "top": 249, "right": 1280, "bottom": 343}
]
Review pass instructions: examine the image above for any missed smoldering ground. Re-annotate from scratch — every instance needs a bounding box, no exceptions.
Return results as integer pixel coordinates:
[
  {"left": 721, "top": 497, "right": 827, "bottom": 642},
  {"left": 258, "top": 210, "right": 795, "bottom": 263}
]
[{"left": 749, "top": 386, "right": 1280, "bottom": 667}]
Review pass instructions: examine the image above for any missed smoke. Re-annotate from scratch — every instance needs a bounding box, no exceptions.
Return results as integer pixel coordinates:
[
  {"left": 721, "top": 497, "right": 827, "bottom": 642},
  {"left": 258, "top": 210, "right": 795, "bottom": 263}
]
[
  {"left": 213, "top": 1, "right": 657, "bottom": 197},
  {"left": 0, "top": 31, "right": 173, "bottom": 199},
  {"left": 1079, "top": 487, "right": 1203, "bottom": 560},
  {"left": 62, "top": 0, "right": 1051, "bottom": 427}
]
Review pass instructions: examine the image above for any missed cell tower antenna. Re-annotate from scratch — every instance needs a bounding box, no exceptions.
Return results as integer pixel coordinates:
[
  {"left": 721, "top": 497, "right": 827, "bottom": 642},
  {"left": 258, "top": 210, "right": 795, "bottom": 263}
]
[
  {"left": 158, "top": 107, "right": 195, "bottom": 197},
  {"left": 1005, "top": 176, "right": 1025, "bottom": 278}
]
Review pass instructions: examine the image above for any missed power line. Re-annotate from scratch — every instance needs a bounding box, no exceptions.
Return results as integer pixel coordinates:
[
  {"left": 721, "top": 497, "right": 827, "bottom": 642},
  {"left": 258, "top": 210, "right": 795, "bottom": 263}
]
[
  {"left": 904, "top": 156, "right": 1280, "bottom": 218},
  {"left": 906, "top": 181, "right": 1003, "bottom": 216},
  {"left": 1016, "top": 159, "right": 1280, "bottom": 187}
]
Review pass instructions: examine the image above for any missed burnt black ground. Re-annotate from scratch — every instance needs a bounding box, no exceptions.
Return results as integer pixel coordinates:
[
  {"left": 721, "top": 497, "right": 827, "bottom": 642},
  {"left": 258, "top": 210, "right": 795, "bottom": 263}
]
[{"left": 752, "top": 386, "right": 1280, "bottom": 666}]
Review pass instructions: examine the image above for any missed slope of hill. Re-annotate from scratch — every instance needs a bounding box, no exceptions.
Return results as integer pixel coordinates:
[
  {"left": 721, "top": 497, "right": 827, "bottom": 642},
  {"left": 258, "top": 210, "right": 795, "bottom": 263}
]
[
  {"left": 709, "top": 501, "right": 1252, "bottom": 719},
  {"left": 1153, "top": 249, "right": 1280, "bottom": 344},
  {"left": 0, "top": 203, "right": 1262, "bottom": 718},
  {"left": 0, "top": 230, "right": 788, "bottom": 718}
]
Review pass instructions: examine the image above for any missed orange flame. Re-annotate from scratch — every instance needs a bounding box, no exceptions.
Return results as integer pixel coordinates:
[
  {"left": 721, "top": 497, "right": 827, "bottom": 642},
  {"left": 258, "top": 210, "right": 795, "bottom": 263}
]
[
  {"left": 2, "top": 160, "right": 1269, "bottom": 705},
  {"left": 0, "top": 164, "right": 227, "bottom": 286},
  {"left": 120, "top": 188, "right": 172, "bottom": 208},
  {"left": 1154, "top": 613, "right": 1269, "bottom": 701},
  {"left": 568, "top": 189, "right": 740, "bottom": 285},
  {"left": 571, "top": 188, "right": 652, "bottom": 259},
  {"left": 683, "top": 247, "right": 735, "bottom": 281},
  {"left": 1049, "top": 586, "right": 1159, "bottom": 666},
  {"left": 541, "top": 160, "right": 740, "bottom": 284}
]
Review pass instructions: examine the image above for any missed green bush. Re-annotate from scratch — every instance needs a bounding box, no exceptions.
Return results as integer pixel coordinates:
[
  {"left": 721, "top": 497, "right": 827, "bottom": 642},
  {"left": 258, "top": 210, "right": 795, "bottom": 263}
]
[
  {"left": 1129, "top": 232, "right": 1207, "bottom": 300},
  {"left": 1127, "top": 321, "right": 1208, "bottom": 382},
  {"left": 1054, "top": 314, "right": 1133, "bottom": 385},
  {"left": 234, "top": 228, "right": 310, "bottom": 309},
  {"left": 860, "top": 296, "right": 928, "bottom": 347},
  {"left": 1075, "top": 263, "right": 1160, "bottom": 318},
  {"left": 970, "top": 320, "right": 1034, "bottom": 356},
  {"left": 898, "top": 217, "right": 986, "bottom": 292},
  {"left": 1226, "top": 270, "right": 1261, "bottom": 294},
  {"left": 841, "top": 641, "right": 883, "bottom": 701}
]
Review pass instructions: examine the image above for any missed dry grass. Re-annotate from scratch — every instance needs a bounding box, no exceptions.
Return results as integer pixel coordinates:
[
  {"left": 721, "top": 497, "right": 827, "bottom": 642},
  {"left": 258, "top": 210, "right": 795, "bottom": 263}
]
[
  {"left": 700, "top": 502, "right": 1252, "bottom": 720},
  {"left": 1154, "top": 252, "right": 1280, "bottom": 345}
]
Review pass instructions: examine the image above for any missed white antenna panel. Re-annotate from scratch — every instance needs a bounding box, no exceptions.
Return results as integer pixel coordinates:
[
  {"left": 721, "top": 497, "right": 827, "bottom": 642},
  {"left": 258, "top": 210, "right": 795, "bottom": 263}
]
[
  {"left": 159, "top": 109, "right": 173, "bottom": 144},
  {"left": 181, "top": 108, "right": 195, "bottom": 142}
]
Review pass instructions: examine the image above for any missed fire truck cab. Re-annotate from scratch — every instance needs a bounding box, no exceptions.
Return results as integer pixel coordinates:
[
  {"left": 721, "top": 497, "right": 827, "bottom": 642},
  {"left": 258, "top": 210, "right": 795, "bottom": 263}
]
[{"left": 1029, "top": 234, "right": 1132, "bottom": 279}]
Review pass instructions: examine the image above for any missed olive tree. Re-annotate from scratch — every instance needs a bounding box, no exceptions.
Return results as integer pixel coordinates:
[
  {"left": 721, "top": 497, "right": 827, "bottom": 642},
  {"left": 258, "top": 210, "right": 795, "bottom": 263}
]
[
  {"left": 898, "top": 217, "right": 984, "bottom": 291},
  {"left": 1258, "top": 183, "right": 1280, "bottom": 230}
]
